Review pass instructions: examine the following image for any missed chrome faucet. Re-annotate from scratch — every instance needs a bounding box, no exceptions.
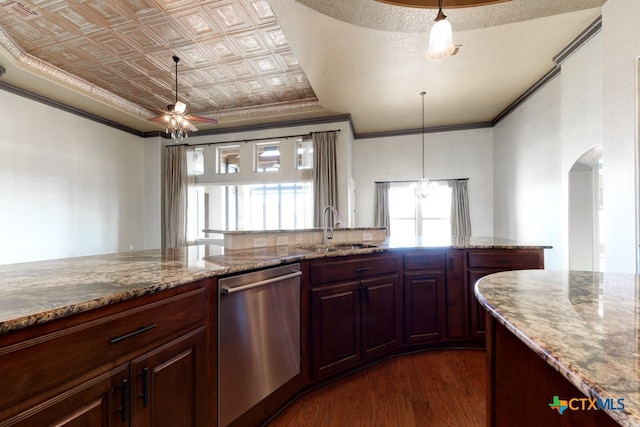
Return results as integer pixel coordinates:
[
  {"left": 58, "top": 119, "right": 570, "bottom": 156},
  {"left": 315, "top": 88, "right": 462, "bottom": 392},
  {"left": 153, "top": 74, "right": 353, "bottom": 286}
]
[{"left": 322, "top": 205, "right": 341, "bottom": 247}]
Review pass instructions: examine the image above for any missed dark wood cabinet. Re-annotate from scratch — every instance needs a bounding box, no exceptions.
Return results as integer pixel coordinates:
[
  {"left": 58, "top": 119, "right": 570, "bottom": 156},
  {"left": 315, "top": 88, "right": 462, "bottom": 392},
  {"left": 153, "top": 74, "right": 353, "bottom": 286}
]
[
  {"left": 309, "top": 254, "right": 401, "bottom": 380},
  {"left": 403, "top": 249, "right": 447, "bottom": 345},
  {"left": 0, "top": 282, "right": 210, "bottom": 427},
  {"left": 445, "top": 250, "right": 466, "bottom": 340},
  {"left": 130, "top": 327, "right": 208, "bottom": 427},
  {"left": 310, "top": 280, "right": 362, "bottom": 378},
  {"left": 466, "top": 249, "right": 544, "bottom": 338},
  {"left": 360, "top": 274, "right": 402, "bottom": 358},
  {"left": 3, "top": 365, "right": 129, "bottom": 427}
]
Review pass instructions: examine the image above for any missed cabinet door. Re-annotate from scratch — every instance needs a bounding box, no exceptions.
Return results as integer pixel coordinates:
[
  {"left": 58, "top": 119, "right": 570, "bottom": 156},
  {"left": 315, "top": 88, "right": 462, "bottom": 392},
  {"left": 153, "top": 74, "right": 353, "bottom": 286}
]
[
  {"left": 130, "top": 327, "right": 208, "bottom": 427},
  {"left": 1, "top": 365, "right": 129, "bottom": 427},
  {"left": 403, "top": 271, "right": 445, "bottom": 344},
  {"left": 445, "top": 250, "right": 466, "bottom": 340},
  {"left": 310, "top": 281, "right": 361, "bottom": 379},
  {"left": 361, "top": 274, "right": 402, "bottom": 358}
]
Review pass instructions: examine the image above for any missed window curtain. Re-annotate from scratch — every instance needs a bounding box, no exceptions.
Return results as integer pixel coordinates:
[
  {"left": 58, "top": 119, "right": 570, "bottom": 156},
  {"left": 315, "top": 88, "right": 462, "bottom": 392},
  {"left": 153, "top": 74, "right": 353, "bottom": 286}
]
[
  {"left": 312, "top": 131, "right": 338, "bottom": 227},
  {"left": 449, "top": 179, "right": 472, "bottom": 237},
  {"left": 375, "top": 182, "right": 391, "bottom": 236},
  {"left": 165, "top": 145, "right": 197, "bottom": 247}
]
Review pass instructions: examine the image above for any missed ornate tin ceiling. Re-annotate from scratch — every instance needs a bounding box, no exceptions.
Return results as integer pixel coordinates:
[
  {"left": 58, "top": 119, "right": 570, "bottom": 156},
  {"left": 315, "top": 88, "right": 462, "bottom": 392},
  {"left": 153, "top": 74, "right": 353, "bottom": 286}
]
[{"left": 0, "top": 0, "right": 319, "bottom": 129}]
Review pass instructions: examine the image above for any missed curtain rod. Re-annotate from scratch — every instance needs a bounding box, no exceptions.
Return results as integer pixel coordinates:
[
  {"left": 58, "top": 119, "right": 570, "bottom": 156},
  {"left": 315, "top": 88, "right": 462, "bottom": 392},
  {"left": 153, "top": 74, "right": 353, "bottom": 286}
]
[
  {"left": 170, "top": 129, "right": 341, "bottom": 148},
  {"left": 375, "top": 178, "right": 468, "bottom": 184}
]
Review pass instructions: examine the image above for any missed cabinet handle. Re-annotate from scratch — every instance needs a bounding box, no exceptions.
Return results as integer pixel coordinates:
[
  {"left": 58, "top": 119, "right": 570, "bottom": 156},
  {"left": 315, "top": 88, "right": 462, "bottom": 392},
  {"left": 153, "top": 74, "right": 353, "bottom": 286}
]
[
  {"left": 355, "top": 267, "right": 370, "bottom": 273},
  {"left": 110, "top": 324, "right": 156, "bottom": 344},
  {"left": 364, "top": 286, "right": 369, "bottom": 302},
  {"left": 416, "top": 275, "right": 436, "bottom": 281},
  {"left": 118, "top": 378, "right": 129, "bottom": 423},
  {"left": 448, "top": 258, "right": 453, "bottom": 270},
  {"left": 140, "top": 367, "right": 149, "bottom": 407}
]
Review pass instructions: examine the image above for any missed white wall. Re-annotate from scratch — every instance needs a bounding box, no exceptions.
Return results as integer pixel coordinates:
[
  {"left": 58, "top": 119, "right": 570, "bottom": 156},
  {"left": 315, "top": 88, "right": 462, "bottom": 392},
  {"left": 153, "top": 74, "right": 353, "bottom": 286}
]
[
  {"left": 0, "top": 89, "right": 154, "bottom": 264},
  {"left": 493, "top": 31, "right": 604, "bottom": 271},
  {"left": 601, "top": 0, "right": 640, "bottom": 273},
  {"left": 144, "top": 138, "right": 163, "bottom": 250},
  {"left": 354, "top": 128, "right": 495, "bottom": 237}
]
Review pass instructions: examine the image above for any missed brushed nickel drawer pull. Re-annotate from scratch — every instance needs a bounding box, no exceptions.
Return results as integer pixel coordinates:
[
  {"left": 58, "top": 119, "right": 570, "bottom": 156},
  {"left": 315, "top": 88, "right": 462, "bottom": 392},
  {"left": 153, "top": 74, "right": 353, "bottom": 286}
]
[{"left": 110, "top": 324, "right": 157, "bottom": 344}]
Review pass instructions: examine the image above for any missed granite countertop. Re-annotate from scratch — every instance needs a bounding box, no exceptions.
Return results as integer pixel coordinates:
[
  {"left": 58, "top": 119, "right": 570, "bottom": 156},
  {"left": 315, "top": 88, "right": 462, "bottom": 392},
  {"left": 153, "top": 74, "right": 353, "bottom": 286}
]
[
  {"left": 0, "top": 236, "right": 549, "bottom": 336},
  {"left": 475, "top": 270, "right": 639, "bottom": 427}
]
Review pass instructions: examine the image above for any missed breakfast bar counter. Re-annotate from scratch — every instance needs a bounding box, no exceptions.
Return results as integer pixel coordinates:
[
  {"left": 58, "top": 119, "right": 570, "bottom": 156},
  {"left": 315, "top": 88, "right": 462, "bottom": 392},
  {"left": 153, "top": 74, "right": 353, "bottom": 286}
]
[
  {"left": 0, "top": 236, "right": 549, "bottom": 335},
  {"left": 475, "top": 270, "right": 639, "bottom": 427}
]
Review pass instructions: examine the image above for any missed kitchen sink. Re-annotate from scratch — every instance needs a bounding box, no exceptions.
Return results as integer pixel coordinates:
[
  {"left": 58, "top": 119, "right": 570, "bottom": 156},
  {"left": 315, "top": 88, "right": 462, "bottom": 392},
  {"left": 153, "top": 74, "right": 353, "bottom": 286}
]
[{"left": 301, "top": 242, "right": 379, "bottom": 252}]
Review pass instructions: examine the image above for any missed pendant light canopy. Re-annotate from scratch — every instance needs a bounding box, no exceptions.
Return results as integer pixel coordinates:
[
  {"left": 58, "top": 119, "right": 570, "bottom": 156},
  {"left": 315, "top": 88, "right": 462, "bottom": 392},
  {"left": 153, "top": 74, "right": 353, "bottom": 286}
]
[
  {"left": 426, "top": 0, "right": 456, "bottom": 61},
  {"left": 415, "top": 91, "right": 432, "bottom": 199}
]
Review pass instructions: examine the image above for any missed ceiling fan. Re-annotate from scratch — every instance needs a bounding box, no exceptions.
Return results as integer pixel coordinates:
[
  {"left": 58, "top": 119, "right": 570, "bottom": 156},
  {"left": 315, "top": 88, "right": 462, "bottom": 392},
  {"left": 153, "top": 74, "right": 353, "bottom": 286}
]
[{"left": 149, "top": 55, "right": 218, "bottom": 141}]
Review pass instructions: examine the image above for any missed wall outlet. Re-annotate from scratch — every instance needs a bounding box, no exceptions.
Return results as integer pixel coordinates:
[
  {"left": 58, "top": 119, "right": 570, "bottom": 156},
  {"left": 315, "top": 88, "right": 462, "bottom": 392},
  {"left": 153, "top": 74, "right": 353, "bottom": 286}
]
[
  {"left": 362, "top": 232, "right": 373, "bottom": 241},
  {"left": 253, "top": 237, "right": 266, "bottom": 248},
  {"left": 276, "top": 236, "right": 289, "bottom": 246}
]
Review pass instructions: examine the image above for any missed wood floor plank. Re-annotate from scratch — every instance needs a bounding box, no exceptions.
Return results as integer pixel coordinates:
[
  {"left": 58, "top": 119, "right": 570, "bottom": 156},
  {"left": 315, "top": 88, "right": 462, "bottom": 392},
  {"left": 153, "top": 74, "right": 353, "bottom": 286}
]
[{"left": 268, "top": 349, "right": 486, "bottom": 427}]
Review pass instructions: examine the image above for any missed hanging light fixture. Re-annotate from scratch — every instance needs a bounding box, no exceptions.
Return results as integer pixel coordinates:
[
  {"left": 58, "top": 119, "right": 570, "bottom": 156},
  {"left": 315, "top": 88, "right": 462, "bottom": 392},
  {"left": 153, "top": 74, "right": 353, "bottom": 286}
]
[
  {"left": 415, "top": 91, "right": 432, "bottom": 199},
  {"left": 426, "top": 0, "right": 456, "bottom": 61},
  {"left": 164, "top": 56, "right": 191, "bottom": 141}
]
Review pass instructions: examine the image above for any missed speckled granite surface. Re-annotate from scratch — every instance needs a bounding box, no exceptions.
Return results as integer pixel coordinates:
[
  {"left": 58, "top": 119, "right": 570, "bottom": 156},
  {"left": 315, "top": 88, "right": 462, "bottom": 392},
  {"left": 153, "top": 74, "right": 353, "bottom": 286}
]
[
  {"left": 0, "top": 236, "right": 548, "bottom": 336},
  {"left": 475, "top": 270, "right": 639, "bottom": 427}
]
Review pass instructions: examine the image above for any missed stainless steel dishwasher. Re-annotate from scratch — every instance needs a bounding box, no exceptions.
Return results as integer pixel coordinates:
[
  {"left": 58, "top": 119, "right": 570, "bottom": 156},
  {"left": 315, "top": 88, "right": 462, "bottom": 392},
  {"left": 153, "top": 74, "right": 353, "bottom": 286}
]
[{"left": 218, "top": 263, "right": 301, "bottom": 426}]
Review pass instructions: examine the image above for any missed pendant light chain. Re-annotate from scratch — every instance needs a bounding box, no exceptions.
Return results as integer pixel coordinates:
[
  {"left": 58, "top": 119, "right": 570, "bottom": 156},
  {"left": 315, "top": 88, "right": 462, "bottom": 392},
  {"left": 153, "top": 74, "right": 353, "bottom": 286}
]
[
  {"left": 415, "top": 91, "right": 431, "bottom": 199},
  {"left": 421, "top": 91, "right": 426, "bottom": 178},
  {"left": 174, "top": 55, "right": 179, "bottom": 105}
]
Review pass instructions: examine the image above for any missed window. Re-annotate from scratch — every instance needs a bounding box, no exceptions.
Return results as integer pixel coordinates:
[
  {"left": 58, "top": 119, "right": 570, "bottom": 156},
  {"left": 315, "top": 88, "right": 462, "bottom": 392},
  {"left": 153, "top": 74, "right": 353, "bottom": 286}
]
[
  {"left": 192, "top": 147, "right": 204, "bottom": 175},
  {"left": 255, "top": 142, "right": 280, "bottom": 172},
  {"left": 194, "top": 182, "right": 313, "bottom": 237},
  {"left": 297, "top": 137, "right": 313, "bottom": 169},
  {"left": 217, "top": 145, "right": 240, "bottom": 174},
  {"left": 194, "top": 138, "right": 315, "bottom": 237},
  {"left": 388, "top": 182, "right": 451, "bottom": 239}
]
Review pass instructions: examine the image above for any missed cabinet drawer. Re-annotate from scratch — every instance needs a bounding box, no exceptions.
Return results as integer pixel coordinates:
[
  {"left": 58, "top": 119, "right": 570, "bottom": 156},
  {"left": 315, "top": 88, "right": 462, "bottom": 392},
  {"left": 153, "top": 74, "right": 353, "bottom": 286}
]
[
  {"left": 0, "top": 286, "right": 206, "bottom": 417},
  {"left": 309, "top": 255, "right": 399, "bottom": 285},
  {"left": 467, "top": 251, "right": 542, "bottom": 269},
  {"left": 404, "top": 251, "right": 446, "bottom": 271}
]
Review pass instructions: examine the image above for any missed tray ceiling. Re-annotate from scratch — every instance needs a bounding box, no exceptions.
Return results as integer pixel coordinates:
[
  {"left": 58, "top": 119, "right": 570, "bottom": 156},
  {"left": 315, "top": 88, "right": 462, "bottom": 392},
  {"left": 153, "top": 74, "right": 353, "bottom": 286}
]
[{"left": 0, "top": 0, "right": 322, "bottom": 133}]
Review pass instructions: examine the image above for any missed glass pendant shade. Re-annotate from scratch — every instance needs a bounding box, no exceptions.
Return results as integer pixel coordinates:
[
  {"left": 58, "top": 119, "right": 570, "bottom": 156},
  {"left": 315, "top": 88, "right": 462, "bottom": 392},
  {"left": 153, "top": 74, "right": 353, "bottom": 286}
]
[
  {"left": 415, "top": 176, "right": 431, "bottom": 199},
  {"left": 426, "top": 16, "right": 455, "bottom": 61}
]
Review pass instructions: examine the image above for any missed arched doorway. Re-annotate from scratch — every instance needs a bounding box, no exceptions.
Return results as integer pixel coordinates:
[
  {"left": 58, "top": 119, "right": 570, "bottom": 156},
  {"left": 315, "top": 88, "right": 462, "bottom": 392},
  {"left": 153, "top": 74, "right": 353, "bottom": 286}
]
[{"left": 568, "top": 146, "right": 603, "bottom": 271}]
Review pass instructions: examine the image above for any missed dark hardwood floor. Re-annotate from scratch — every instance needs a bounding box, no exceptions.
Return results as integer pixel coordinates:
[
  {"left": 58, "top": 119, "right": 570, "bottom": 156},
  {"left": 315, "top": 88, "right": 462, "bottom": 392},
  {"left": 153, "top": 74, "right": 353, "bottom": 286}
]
[{"left": 267, "top": 349, "right": 486, "bottom": 427}]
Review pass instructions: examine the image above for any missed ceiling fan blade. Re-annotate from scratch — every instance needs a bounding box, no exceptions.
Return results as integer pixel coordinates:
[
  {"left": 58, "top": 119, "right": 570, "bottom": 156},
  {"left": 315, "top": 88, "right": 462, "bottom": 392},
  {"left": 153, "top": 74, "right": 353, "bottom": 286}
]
[
  {"left": 149, "top": 116, "right": 167, "bottom": 123},
  {"left": 187, "top": 115, "right": 218, "bottom": 124},
  {"left": 185, "top": 121, "right": 199, "bottom": 132},
  {"left": 174, "top": 101, "right": 187, "bottom": 114}
]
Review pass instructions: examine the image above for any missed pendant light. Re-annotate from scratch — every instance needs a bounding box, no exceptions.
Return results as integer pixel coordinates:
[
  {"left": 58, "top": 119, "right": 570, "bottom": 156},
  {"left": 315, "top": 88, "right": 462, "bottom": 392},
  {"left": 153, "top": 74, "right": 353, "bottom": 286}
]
[
  {"left": 426, "top": 0, "right": 456, "bottom": 61},
  {"left": 415, "top": 91, "right": 431, "bottom": 199}
]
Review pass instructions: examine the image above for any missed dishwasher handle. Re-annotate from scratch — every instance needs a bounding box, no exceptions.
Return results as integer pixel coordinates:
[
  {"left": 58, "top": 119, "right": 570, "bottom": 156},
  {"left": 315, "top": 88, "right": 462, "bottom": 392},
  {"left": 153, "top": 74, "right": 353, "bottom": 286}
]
[{"left": 221, "top": 271, "right": 302, "bottom": 295}]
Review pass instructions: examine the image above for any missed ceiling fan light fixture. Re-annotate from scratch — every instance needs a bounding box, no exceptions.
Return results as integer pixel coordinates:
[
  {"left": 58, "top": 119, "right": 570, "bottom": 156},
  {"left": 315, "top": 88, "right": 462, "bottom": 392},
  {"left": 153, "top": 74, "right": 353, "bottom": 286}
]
[
  {"left": 426, "top": 1, "right": 456, "bottom": 61},
  {"left": 148, "top": 55, "right": 217, "bottom": 141},
  {"left": 174, "top": 101, "right": 187, "bottom": 114}
]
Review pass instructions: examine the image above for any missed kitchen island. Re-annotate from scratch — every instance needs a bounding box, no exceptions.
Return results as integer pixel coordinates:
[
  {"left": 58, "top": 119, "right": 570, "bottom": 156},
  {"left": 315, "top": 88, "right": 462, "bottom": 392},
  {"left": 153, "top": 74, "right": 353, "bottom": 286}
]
[
  {"left": 0, "top": 236, "right": 550, "bottom": 426},
  {"left": 475, "top": 270, "right": 638, "bottom": 427}
]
